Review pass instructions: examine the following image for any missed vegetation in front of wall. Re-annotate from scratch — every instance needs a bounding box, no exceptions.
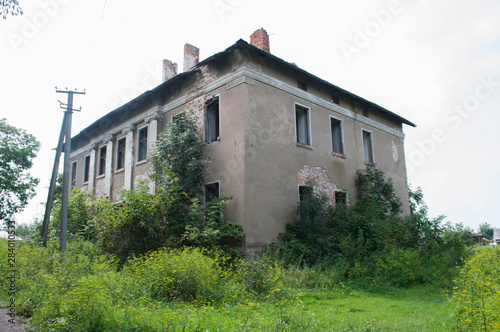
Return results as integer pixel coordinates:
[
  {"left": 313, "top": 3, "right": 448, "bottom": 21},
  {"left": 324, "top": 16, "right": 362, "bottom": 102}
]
[
  {"left": 276, "top": 164, "right": 476, "bottom": 289},
  {"left": 451, "top": 245, "right": 500, "bottom": 331}
]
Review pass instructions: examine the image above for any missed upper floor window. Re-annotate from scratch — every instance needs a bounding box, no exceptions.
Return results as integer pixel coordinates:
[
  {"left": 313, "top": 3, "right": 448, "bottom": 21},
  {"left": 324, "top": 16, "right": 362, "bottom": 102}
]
[
  {"left": 362, "top": 130, "right": 374, "bottom": 164},
  {"left": 206, "top": 98, "right": 220, "bottom": 143},
  {"left": 138, "top": 127, "right": 148, "bottom": 162},
  {"left": 298, "top": 81, "right": 307, "bottom": 91},
  {"left": 83, "top": 155, "right": 90, "bottom": 183},
  {"left": 116, "top": 137, "right": 126, "bottom": 170},
  {"left": 98, "top": 146, "right": 106, "bottom": 176},
  {"left": 295, "top": 104, "right": 310, "bottom": 146},
  {"left": 331, "top": 117, "right": 344, "bottom": 155},
  {"left": 71, "top": 161, "right": 77, "bottom": 184}
]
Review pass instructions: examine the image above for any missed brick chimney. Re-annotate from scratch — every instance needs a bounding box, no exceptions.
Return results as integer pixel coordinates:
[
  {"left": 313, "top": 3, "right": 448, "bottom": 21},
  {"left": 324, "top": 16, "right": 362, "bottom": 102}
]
[
  {"left": 183, "top": 43, "right": 199, "bottom": 72},
  {"left": 250, "top": 28, "right": 270, "bottom": 53},
  {"left": 162, "top": 59, "right": 178, "bottom": 82}
]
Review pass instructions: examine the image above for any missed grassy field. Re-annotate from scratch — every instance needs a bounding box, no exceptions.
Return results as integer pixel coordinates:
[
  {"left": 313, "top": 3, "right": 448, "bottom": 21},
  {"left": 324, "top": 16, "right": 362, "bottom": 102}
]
[{"left": 63, "top": 285, "right": 453, "bottom": 331}]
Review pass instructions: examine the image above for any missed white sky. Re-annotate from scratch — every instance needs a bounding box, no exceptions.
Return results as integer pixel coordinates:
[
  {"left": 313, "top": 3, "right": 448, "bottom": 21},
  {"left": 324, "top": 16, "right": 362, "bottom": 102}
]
[{"left": 1, "top": 0, "right": 499, "bottom": 230}]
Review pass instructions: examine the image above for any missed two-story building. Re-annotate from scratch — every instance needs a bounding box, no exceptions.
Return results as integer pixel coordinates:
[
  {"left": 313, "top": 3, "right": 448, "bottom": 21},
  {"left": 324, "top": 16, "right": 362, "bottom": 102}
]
[{"left": 70, "top": 28, "right": 415, "bottom": 251}]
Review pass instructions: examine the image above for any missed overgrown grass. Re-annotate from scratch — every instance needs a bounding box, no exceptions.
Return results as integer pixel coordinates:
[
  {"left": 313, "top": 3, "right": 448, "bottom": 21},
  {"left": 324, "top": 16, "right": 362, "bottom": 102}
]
[{"left": 0, "top": 238, "right": 473, "bottom": 331}]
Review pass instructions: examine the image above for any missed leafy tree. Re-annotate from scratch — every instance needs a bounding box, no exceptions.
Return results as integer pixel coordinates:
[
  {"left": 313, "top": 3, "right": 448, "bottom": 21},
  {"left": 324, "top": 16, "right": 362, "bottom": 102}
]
[
  {"left": 149, "top": 111, "right": 204, "bottom": 197},
  {"left": 355, "top": 163, "right": 402, "bottom": 216},
  {"left": 478, "top": 222, "right": 493, "bottom": 240},
  {"left": 1, "top": 0, "right": 23, "bottom": 19},
  {"left": 0, "top": 118, "right": 40, "bottom": 223}
]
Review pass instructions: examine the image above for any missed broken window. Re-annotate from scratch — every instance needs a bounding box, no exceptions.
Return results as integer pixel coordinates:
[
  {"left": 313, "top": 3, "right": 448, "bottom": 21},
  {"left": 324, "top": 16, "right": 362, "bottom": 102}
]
[
  {"left": 71, "top": 161, "right": 77, "bottom": 184},
  {"left": 98, "top": 146, "right": 106, "bottom": 176},
  {"left": 138, "top": 127, "right": 148, "bottom": 162},
  {"left": 295, "top": 105, "right": 310, "bottom": 145},
  {"left": 116, "top": 137, "right": 126, "bottom": 170},
  {"left": 206, "top": 98, "right": 220, "bottom": 143},
  {"left": 331, "top": 117, "right": 344, "bottom": 155},
  {"left": 335, "top": 192, "right": 347, "bottom": 206},
  {"left": 83, "top": 155, "right": 90, "bottom": 183},
  {"left": 363, "top": 130, "right": 374, "bottom": 164},
  {"left": 204, "top": 182, "right": 220, "bottom": 203}
]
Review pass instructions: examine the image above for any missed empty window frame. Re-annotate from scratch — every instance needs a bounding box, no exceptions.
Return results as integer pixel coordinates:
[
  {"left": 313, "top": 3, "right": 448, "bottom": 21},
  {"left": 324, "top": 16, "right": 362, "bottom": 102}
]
[
  {"left": 206, "top": 98, "right": 220, "bottom": 143},
  {"left": 83, "top": 155, "right": 90, "bottom": 183},
  {"left": 298, "top": 186, "right": 313, "bottom": 222},
  {"left": 204, "top": 182, "right": 220, "bottom": 203},
  {"left": 362, "top": 130, "right": 374, "bottom": 164},
  {"left": 331, "top": 117, "right": 344, "bottom": 155},
  {"left": 98, "top": 146, "right": 106, "bottom": 176},
  {"left": 116, "top": 137, "right": 126, "bottom": 170},
  {"left": 295, "top": 104, "right": 310, "bottom": 145},
  {"left": 335, "top": 192, "right": 347, "bottom": 206},
  {"left": 71, "top": 161, "right": 77, "bottom": 184},
  {"left": 138, "top": 126, "right": 148, "bottom": 162}
]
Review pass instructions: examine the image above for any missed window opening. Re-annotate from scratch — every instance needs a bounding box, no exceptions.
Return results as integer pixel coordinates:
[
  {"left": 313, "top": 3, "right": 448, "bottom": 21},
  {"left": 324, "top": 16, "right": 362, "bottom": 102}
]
[
  {"left": 138, "top": 127, "right": 148, "bottom": 162},
  {"left": 331, "top": 118, "right": 344, "bottom": 154},
  {"left": 117, "top": 138, "right": 126, "bottom": 170},
  {"left": 206, "top": 99, "right": 220, "bottom": 143},
  {"left": 295, "top": 105, "right": 310, "bottom": 145},
  {"left": 98, "top": 146, "right": 106, "bottom": 176}
]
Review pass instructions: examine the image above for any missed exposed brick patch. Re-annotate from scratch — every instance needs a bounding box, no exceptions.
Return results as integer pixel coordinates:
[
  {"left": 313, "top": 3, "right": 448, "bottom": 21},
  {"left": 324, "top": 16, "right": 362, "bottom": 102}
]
[{"left": 298, "top": 165, "right": 338, "bottom": 205}]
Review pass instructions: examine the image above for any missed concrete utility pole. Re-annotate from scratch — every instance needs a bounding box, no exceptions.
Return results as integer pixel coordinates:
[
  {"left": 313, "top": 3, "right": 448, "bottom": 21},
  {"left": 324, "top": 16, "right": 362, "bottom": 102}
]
[{"left": 41, "top": 88, "right": 85, "bottom": 253}]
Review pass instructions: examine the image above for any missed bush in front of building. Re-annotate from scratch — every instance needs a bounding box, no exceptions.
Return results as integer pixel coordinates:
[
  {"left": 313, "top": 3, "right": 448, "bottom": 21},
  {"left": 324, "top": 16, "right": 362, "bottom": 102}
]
[{"left": 276, "top": 164, "right": 476, "bottom": 288}]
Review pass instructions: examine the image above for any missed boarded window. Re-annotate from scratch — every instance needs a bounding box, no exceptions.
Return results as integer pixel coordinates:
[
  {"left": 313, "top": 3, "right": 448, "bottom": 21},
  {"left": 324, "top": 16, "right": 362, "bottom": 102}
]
[
  {"left": 117, "top": 138, "right": 126, "bottom": 170},
  {"left": 204, "top": 182, "right": 220, "bottom": 203},
  {"left": 331, "top": 117, "right": 344, "bottom": 154},
  {"left": 206, "top": 99, "right": 220, "bottom": 143},
  {"left": 138, "top": 127, "right": 148, "bottom": 162},
  {"left": 98, "top": 146, "right": 106, "bottom": 176},
  {"left": 83, "top": 155, "right": 90, "bottom": 183},
  {"left": 363, "top": 130, "right": 374, "bottom": 163},
  {"left": 296, "top": 105, "right": 310, "bottom": 145}
]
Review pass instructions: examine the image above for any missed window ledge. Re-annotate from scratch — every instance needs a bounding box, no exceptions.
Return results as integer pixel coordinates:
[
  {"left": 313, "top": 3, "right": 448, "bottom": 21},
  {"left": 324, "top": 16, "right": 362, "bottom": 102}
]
[
  {"left": 296, "top": 143, "right": 313, "bottom": 150},
  {"left": 96, "top": 174, "right": 105, "bottom": 179},
  {"left": 332, "top": 152, "right": 346, "bottom": 159},
  {"left": 136, "top": 159, "right": 148, "bottom": 166},
  {"left": 114, "top": 168, "right": 125, "bottom": 174}
]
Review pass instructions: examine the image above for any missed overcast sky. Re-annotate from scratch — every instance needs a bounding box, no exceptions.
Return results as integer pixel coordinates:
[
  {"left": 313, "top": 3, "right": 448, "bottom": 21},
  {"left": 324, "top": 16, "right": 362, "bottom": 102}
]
[{"left": 1, "top": 0, "right": 499, "bottom": 230}]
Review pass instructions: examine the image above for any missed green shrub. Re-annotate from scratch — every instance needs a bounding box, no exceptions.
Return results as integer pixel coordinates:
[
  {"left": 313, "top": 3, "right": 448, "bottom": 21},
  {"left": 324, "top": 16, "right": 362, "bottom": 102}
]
[
  {"left": 123, "top": 247, "right": 242, "bottom": 304},
  {"left": 451, "top": 246, "right": 500, "bottom": 331}
]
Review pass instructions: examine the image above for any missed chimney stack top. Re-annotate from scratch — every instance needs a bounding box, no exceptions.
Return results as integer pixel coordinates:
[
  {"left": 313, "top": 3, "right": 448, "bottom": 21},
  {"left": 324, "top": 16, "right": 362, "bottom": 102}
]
[{"left": 250, "top": 28, "right": 270, "bottom": 53}]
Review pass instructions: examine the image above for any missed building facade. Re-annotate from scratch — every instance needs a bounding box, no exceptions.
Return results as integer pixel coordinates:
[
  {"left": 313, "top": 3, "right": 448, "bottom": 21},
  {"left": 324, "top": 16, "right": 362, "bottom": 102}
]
[{"left": 70, "top": 28, "right": 415, "bottom": 250}]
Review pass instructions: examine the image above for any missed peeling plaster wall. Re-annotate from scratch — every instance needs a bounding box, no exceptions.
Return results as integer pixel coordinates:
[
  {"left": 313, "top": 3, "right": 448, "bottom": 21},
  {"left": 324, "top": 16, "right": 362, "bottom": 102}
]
[{"left": 298, "top": 165, "right": 338, "bottom": 205}]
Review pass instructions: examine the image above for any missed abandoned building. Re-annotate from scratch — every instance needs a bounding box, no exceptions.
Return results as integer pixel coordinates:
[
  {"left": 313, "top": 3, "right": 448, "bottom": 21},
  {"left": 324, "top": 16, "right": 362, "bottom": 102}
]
[{"left": 69, "top": 28, "right": 416, "bottom": 250}]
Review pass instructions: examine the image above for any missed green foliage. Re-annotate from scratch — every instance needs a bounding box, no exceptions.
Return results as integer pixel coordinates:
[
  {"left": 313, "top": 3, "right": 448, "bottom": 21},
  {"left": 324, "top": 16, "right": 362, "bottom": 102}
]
[
  {"left": 124, "top": 247, "right": 241, "bottom": 304},
  {"left": 355, "top": 163, "right": 402, "bottom": 216},
  {"left": 478, "top": 222, "right": 494, "bottom": 241},
  {"left": 451, "top": 246, "right": 500, "bottom": 331},
  {"left": 277, "top": 165, "right": 476, "bottom": 288},
  {"left": 1, "top": 0, "right": 23, "bottom": 19},
  {"left": 95, "top": 185, "right": 243, "bottom": 263},
  {"left": 149, "top": 111, "right": 204, "bottom": 197},
  {"left": 0, "top": 118, "right": 40, "bottom": 223}
]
